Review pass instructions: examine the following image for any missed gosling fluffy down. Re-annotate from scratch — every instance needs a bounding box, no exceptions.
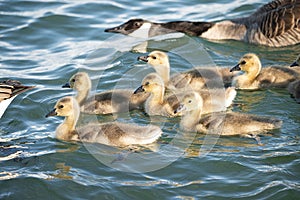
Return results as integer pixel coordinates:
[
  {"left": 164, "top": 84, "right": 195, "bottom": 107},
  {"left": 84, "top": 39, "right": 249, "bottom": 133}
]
[
  {"left": 230, "top": 53, "right": 300, "bottom": 90},
  {"left": 134, "top": 73, "right": 236, "bottom": 117},
  {"left": 138, "top": 50, "right": 237, "bottom": 90},
  {"left": 175, "top": 92, "right": 282, "bottom": 136},
  {"left": 62, "top": 72, "right": 149, "bottom": 114},
  {"left": 46, "top": 96, "right": 162, "bottom": 146}
]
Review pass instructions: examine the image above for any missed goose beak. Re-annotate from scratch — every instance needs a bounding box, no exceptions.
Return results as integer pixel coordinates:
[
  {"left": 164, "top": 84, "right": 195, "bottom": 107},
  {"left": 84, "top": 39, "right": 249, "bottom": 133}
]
[
  {"left": 104, "top": 24, "right": 127, "bottom": 34},
  {"left": 174, "top": 104, "right": 185, "bottom": 114},
  {"left": 290, "top": 61, "right": 299, "bottom": 67},
  {"left": 62, "top": 82, "right": 71, "bottom": 88},
  {"left": 230, "top": 64, "right": 241, "bottom": 72},
  {"left": 133, "top": 85, "right": 145, "bottom": 94},
  {"left": 45, "top": 108, "right": 57, "bottom": 118},
  {"left": 137, "top": 55, "right": 148, "bottom": 62}
]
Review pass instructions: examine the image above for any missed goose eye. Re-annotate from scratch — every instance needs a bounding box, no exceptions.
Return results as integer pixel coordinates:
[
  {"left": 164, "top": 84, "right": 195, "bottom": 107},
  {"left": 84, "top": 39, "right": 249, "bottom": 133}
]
[
  {"left": 240, "top": 60, "right": 246, "bottom": 65},
  {"left": 59, "top": 105, "right": 64, "bottom": 109},
  {"left": 134, "top": 22, "right": 140, "bottom": 27}
]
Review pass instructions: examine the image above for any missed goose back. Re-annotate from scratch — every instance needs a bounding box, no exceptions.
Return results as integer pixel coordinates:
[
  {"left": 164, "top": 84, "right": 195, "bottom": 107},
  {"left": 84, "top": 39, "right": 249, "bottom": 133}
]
[
  {"left": 231, "top": 53, "right": 300, "bottom": 89},
  {"left": 105, "top": 0, "right": 300, "bottom": 47}
]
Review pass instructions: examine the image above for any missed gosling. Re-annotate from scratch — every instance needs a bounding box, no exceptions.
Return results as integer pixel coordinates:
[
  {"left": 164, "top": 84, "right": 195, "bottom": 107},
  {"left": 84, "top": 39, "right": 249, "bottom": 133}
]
[{"left": 46, "top": 96, "right": 162, "bottom": 146}]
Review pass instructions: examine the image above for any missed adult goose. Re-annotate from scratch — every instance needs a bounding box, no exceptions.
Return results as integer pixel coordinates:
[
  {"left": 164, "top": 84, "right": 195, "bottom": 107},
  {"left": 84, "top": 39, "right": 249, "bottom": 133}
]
[
  {"left": 105, "top": 0, "right": 300, "bottom": 47},
  {"left": 46, "top": 96, "right": 162, "bottom": 146},
  {"left": 62, "top": 72, "right": 149, "bottom": 115},
  {"left": 0, "top": 80, "right": 34, "bottom": 118},
  {"left": 230, "top": 53, "right": 300, "bottom": 90}
]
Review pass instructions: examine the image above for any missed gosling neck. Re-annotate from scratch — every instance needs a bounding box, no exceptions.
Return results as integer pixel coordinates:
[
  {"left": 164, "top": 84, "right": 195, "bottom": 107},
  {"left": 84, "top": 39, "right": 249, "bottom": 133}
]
[
  {"left": 76, "top": 88, "right": 90, "bottom": 106},
  {"left": 147, "top": 86, "right": 165, "bottom": 106},
  {"left": 151, "top": 63, "right": 170, "bottom": 85},
  {"left": 246, "top": 61, "right": 262, "bottom": 82},
  {"left": 181, "top": 108, "right": 202, "bottom": 132},
  {"left": 56, "top": 107, "right": 80, "bottom": 140}
]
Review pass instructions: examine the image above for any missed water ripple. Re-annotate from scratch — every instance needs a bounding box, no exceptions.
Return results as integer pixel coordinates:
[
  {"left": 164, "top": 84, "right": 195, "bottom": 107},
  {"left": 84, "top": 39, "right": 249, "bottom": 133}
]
[{"left": 0, "top": 0, "right": 299, "bottom": 199}]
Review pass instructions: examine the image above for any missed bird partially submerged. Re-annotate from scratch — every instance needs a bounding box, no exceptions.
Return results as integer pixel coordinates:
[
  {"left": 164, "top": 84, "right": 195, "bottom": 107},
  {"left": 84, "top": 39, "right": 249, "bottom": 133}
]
[{"left": 105, "top": 0, "right": 300, "bottom": 47}]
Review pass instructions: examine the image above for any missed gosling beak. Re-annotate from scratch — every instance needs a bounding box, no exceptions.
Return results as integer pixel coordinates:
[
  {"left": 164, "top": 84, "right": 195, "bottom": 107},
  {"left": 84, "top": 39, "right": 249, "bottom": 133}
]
[
  {"left": 137, "top": 55, "right": 149, "bottom": 62},
  {"left": 133, "top": 85, "right": 145, "bottom": 94},
  {"left": 45, "top": 108, "right": 57, "bottom": 118},
  {"left": 174, "top": 104, "right": 185, "bottom": 114},
  {"left": 62, "top": 82, "right": 71, "bottom": 88},
  {"left": 290, "top": 61, "right": 299, "bottom": 67},
  {"left": 230, "top": 64, "right": 241, "bottom": 72}
]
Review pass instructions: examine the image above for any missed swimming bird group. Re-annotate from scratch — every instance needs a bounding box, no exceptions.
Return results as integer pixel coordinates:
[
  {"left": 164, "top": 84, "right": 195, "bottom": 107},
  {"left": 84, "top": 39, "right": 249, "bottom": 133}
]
[
  {"left": 4, "top": 0, "right": 299, "bottom": 148},
  {"left": 43, "top": 49, "right": 300, "bottom": 147}
]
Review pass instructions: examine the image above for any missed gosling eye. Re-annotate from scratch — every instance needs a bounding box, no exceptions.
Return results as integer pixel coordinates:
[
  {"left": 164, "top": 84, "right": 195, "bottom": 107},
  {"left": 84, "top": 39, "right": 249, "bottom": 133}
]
[
  {"left": 188, "top": 100, "right": 192, "bottom": 103},
  {"left": 71, "top": 79, "right": 76, "bottom": 83},
  {"left": 151, "top": 56, "right": 157, "bottom": 60},
  {"left": 59, "top": 105, "right": 64, "bottom": 109},
  {"left": 240, "top": 60, "right": 246, "bottom": 65}
]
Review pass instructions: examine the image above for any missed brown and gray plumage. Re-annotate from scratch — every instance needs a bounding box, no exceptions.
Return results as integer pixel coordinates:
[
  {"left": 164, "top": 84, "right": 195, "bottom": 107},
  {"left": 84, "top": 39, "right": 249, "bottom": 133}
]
[
  {"left": 175, "top": 92, "right": 282, "bottom": 136},
  {"left": 0, "top": 80, "right": 34, "bottom": 118},
  {"left": 105, "top": 0, "right": 300, "bottom": 47},
  {"left": 62, "top": 72, "right": 149, "bottom": 115},
  {"left": 230, "top": 53, "right": 300, "bottom": 90},
  {"left": 45, "top": 96, "right": 162, "bottom": 146}
]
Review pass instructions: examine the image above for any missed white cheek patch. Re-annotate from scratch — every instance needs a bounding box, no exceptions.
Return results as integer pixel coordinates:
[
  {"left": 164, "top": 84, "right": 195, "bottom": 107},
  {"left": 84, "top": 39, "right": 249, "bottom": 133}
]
[
  {"left": 0, "top": 96, "right": 16, "bottom": 118},
  {"left": 129, "top": 22, "right": 151, "bottom": 38}
]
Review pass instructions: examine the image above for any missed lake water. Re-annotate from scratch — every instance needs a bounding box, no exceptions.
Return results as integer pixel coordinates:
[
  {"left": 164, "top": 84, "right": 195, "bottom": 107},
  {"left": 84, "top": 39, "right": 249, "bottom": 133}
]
[{"left": 1, "top": 0, "right": 300, "bottom": 199}]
